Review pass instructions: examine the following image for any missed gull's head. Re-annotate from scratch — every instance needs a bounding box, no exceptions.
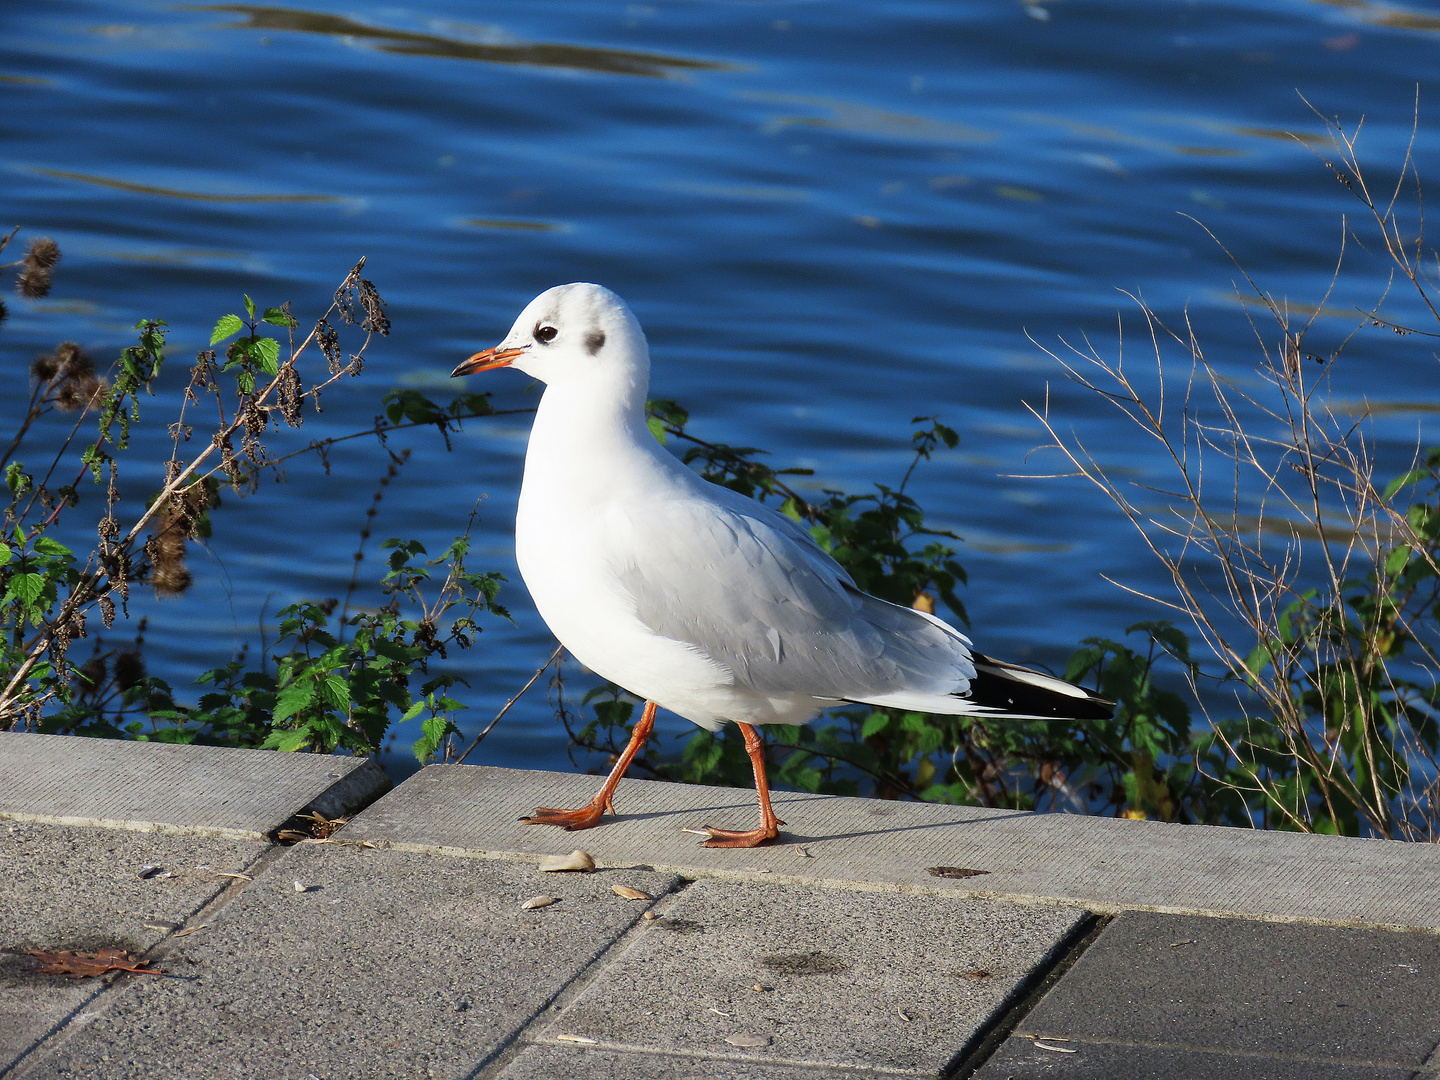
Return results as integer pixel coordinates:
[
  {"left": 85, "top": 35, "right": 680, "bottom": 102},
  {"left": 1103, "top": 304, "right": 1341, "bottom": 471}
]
[{"left": 452, "top": 283, "right": 648, "bottom": 388}]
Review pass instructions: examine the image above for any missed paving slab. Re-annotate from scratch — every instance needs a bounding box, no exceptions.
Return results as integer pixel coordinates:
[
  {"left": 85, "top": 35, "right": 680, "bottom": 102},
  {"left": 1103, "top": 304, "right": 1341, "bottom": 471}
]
[
  {"left": 499, "top": 1044, "right": 910, "bottom": 1079},
  {"left": 0, "top": 733, "right": 388, "bottom": 840},
  {"left": 524, "top": 877, "right": 1087, "bottom": 1076},
  {"left": 0, "top": 821, "right": 268, "bottom": 1076},
  {"left": 971, "top": 1039, "right": 1423, "bottom": 1080},
  {"left": 16, "top": 842, "right": 681, "bottom": 1080},
  {"left": 343, "top": 765, "right": 1440, "bottom": 932},
  {"left": 972, "top": 910, "right": 1440, "bottom": 1080}
]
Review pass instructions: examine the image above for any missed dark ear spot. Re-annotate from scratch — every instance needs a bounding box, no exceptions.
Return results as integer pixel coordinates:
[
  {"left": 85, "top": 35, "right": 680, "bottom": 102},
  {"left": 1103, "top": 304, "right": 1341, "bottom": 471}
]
[{"left": 584, "top": 331, "right": 606, "bottom": 356}]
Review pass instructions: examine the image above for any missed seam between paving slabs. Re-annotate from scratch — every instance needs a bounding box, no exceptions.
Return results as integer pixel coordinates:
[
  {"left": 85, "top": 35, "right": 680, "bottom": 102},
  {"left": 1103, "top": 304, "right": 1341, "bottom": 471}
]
[
  {"left": 947, "top": 914, "right": 1111, "bottom": 1080},
  {"left": 517, "top": 1040, "right": 928, "bottom": 1077},
  {"left": 466, "top": 874, "right": 696, "bottom": 1080},
  {"left": 1, "top": 841, "right": 287, "bottom": 1080}
]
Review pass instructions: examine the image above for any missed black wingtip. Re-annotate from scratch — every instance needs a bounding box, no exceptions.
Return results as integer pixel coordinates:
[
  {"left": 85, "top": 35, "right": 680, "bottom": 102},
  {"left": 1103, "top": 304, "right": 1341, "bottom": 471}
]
[{"left": 967, "top": 656, "right": 1115, "bottom": 721}]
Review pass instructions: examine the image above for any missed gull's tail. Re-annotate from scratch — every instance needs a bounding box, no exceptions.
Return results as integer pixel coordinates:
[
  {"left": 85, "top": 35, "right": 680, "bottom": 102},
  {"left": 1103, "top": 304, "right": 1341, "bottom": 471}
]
[
  {"left": 843, "top": 653, "right": 1114, "bottom": 722},
  {"left": 964, "top": 654, "right": 1114, "bottom": 721}
]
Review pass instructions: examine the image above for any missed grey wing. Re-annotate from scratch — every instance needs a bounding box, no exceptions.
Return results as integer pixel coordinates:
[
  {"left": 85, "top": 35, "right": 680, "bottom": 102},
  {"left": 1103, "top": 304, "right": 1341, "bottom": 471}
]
[{"left": 614, "top": 478, "right": 975, "bottom": 702}]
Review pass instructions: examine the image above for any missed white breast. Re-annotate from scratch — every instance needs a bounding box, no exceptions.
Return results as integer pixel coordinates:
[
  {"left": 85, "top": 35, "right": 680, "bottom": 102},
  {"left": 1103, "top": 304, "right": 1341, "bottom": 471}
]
[{"left": 513, "top": 390, "right": 740, "bottom": 727}]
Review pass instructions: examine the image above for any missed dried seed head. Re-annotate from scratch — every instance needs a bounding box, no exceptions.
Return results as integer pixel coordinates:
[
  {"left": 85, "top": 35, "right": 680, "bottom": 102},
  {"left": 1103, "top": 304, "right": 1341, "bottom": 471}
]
[
  {"left": 240, "top": 398, "right": 268, "bottom": 463},
  {"left": 37, "top": 343, "right": 104, "bottom": 412},
  {"left": 150, "top": 560, "right": 191, "bottom": 598},
  {"left": 78, "top": 655, "right": 106, "bottom": 696},
  {"left": 25, "top": 237, "right": 59, "bottom": 270},
  {"left": 145, "top": 481, "right": 218, "bottom": 598},
  {"left": 54, "top": 374, "right": 105, "bottom": 413},
  {"left": 99, "top": 594, "right": 116, "bottom": 629},
  {"left": 30, "top": 352, "right": 59, "bottom": 381},
  {"left": 190, "top": 350, "right": 216, "bottom": 393},
  {"left": 214, "top": 432, "right": 241, "bottom": 484},
  {"left": 315, "top": 318, "right": 341, "bottom": 373},
  {"left": 357, "top": 277, "right": 389, "bottom": 336},
  {"left": 112, "top": 650, "right": 145, "bottom": 690},
  {"left": 278, "top": 366, "right": 303, "bottom": 427},
  {"left": 49, "top": 624, "right": 73, "bottom": 681},
  {"left": 147, "top": 515, "right": 190, "bottom": 597},
  {"left": 16, "top": 265, "right": 52, "bottom": 299}
]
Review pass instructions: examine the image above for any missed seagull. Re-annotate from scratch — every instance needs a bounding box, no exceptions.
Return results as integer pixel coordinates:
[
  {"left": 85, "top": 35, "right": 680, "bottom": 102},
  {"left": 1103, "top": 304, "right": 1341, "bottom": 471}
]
[{"left": 453, "top": 283, "right": 1112, "bottom": 848}]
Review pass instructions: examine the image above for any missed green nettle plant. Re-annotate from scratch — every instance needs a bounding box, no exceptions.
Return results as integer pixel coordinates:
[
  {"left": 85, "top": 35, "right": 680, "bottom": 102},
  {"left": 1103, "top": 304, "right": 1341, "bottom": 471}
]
[{"left": 0, "top": 244, "right": 507, "bottom": 762}]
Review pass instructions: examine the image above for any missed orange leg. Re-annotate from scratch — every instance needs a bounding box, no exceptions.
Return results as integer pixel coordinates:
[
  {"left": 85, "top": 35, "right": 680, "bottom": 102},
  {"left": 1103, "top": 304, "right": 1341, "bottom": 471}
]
[
  {"left": 701, "top": 722, "right": 785, "bottom": 848},
  {"left": 522, "top": 700, "right": 657, "bottom": 831}
]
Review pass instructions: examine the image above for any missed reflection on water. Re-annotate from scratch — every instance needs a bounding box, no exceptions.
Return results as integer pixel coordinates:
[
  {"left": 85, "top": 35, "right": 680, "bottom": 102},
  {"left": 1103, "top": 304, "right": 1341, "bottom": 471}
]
[
  {"left": 661, "top": 181, "right": 809, "bottom": 202},
  {"left": 748, "top": 93, "right": 995, "bottom": 145},
  {"left": 191, "top": 5, "right": 727, "bottom": 78},
  {"left": 1312, "top": 0, "right": 1440, "bottom": 32},
  {"left": 36, "top": 168, "right": 341, "bottom": 203},
  {"left": 464, "top": 219, "right": 566, "bottom": 232}
]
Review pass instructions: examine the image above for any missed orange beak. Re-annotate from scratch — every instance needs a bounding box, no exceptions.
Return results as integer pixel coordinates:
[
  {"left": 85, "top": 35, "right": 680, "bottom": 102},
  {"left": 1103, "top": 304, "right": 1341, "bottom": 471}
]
[{"left": 451, "top": 345, "right": 527, "bottom": 378}]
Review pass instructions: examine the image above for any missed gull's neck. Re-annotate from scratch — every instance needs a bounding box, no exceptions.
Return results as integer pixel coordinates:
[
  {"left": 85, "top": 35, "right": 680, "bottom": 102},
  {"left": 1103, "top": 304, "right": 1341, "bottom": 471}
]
[{"left": 523, "top": 363, "right": 661, "bottom": 498}]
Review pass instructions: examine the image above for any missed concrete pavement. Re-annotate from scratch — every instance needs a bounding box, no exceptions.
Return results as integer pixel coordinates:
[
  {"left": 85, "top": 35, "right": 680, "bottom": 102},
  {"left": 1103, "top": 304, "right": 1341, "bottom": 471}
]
[{"left": 2, "top": 733, "right": 1438, "bottom": 1079}]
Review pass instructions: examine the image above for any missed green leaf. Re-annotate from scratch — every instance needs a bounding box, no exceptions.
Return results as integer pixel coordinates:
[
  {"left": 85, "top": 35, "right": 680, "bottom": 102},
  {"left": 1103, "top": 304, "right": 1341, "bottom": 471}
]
[
  {"left": 272, "top": 680, "right": 316, "bottom": 725},
  {"left": 5, "top": 573, "right": 45, "bottom": 607},
  {"left": 0, "top": 542, "right": 12, "bottom": 567},
  {"left": 5, "top": 462, "right": 30, "bottom": 497},
  {"left": 243, "top": 293, "right": 256, "bottom": 319},
  {"left": 32, "top": 537, "right": 73, "bottom": 559},
  {"left": 262, "top": 307, "right": 297, "bottom": 328},
  {"left": 860, "top": 711, "right": 891, "bottom": 739},
  {"left": 317, "top": 672, "right": 350, "bottom": 711},
  {"left": 250, "top": 336, "right": 281, "bottom": 375},
  {"left": 210, "top": 314, "right": 244, "bottom": 345},
  {"left": 263, "top": 728, "right": 311, "bottom": 752},
  {"left": 414, "top": 715, "right": 454, "bottom": 765},
  {"left": 1385, "top": 547, "right": 1410, "bottom": 577}
]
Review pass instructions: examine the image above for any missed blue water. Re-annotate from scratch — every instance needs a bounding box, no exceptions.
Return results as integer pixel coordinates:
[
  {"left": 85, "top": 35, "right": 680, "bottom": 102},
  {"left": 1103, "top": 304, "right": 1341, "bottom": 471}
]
[{"left": 3, "top": 0, "right": 1439, "bottom": 778}]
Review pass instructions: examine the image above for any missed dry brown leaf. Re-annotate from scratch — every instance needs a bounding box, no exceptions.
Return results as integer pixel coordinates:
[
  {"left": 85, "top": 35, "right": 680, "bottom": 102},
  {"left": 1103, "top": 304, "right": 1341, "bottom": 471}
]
[
  {"left": 925, "top": 866, "right": 989, "bottom": 879},
  {"left": 297, "top": 811, "right": 348, "bottom": 838},
  {"left": 23, "top": 948, "right": 164, "bottom": 978}
]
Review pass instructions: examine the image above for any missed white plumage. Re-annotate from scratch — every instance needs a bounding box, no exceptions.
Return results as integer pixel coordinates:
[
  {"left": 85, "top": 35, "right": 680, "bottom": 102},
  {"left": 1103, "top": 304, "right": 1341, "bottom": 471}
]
[{"left": 454, "top": 283, "right": 1110, "bottom": 846}]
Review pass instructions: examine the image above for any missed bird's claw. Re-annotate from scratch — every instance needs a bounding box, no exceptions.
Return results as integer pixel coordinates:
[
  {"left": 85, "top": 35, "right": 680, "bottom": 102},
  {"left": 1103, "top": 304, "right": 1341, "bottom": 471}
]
[
  {"left": 520, "top": 803, "right": 606, "bottom": 831},
  {"left": 698, "top": 819, "right": 784, "bottom": 849}
]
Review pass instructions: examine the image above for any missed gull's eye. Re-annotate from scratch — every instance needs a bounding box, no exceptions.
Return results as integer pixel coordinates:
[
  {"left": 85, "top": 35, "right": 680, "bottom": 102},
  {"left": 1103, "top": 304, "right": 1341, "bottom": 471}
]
[{"left": 534, "top": 323, "right": 558, "bottom": 344}]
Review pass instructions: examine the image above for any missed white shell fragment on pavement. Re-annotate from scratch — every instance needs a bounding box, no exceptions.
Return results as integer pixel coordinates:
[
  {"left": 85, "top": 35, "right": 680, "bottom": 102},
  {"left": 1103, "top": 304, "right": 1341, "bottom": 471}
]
[
  {"left": 539, "top": 850, "right": 596, "bottom": 873},
  {"left": 725, "top": 1033, "right": 772, "bottom": 1048}
]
